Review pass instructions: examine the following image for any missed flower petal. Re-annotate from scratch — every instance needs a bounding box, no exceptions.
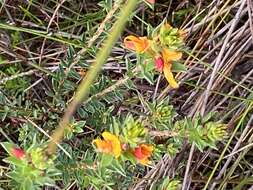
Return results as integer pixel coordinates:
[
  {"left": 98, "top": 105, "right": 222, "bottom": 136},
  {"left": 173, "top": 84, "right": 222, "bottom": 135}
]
[
  {"left": 124, "top": 38, "right": 136, "bottom": 51},
  {"left": 139, "top": 158, "right": 150, "bottom": 165},
  {"left": 93, "top": 139, "right": 112, "bottom": 154},
  {"left": 124, "top": 35, "right": 150, "bottom": 53},
  {"left": 145, "top": 0, "right": 155, "bottom": 4},
  {"left": 155, "top": 56, "right": 164, "bottom": 72},
  {"left": 162, "top": 49, "right": 182, "bottom": 63},
  {"left": 11, "top": 147, "right": 25, "bottom": 159},
  {"left": 163, "top": 62, "right": 179, "bottom": 88},
  {"left": 133, "top": 144, "right": 153, "bottom": 165},
  {"left": 140, "top": 144, "right": 153, "bottom": 155},
  {"left": 102, "top": 132, "right": 121, "bottom": 158},
  {"left": 133, "top": 146, "right": 145, "bottom": 160}
]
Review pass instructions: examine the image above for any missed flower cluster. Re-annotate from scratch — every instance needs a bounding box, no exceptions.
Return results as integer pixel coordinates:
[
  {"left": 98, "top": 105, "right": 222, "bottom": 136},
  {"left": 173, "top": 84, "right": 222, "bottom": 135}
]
[
  {"left": 1, "top": 142, "right": 59, "bottom": 189},
  {"left": 9, "top": 146, "right": 55, "bottom": 170},
  {"left": 93, "top": 131, "right": 153, "bottom": 165},
  {"left": 124, "top": 23, "right": 186, "bottom": 88}
]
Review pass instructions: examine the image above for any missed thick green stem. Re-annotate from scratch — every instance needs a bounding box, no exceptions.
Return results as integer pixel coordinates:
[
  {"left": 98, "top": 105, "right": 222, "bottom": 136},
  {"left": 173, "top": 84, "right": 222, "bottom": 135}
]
[{"left": 47, "top": 0, "right": 138, "bottom": 155}]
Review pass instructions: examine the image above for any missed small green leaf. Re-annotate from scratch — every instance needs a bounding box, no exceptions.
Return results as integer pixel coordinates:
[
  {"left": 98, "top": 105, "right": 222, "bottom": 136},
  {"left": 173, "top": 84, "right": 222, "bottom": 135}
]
[
  {"left": 144, "top": 58, "right": 155, "bottom": 72},
  {"left": 82, "top": 176, "right": 90, "bottom": 188},
  {"left": 3, "top": 157, "right": 25, "bottom": 167},
  {"left": 100, "top": 154, "right": 113, "bottom": 168},
  {"left": 112, "top": 117, "right": 120, "bottom": 136},
  {"left": 0, "top": 142, "right": 14, "bottom": 155},
  {"left": 172, "top": 62, "right": 187, "bottom": 72},
  {"left": 142, "top": 71, "right": 154, "bottom": 84},
  {"left": 77, "top": 107, "right": 88, "bottom": 118},
  {"left": 22, "top": 178, "right": 34, "bottom": 190}
]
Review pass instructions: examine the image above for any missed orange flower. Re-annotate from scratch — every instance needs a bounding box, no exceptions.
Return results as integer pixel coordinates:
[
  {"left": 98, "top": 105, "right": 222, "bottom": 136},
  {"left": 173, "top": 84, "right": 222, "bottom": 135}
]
[
  {"left": 93, "top": 131, "right": 121, "bottom": 158},
  {"left": 133, "top": 144, "right": 153, "bottom": 165},
  {"left": 124, "top": 35, "right": 150, "bottom": 53},
  {"left": 161, "top": 49, "right": 182, "bottom": 88}
]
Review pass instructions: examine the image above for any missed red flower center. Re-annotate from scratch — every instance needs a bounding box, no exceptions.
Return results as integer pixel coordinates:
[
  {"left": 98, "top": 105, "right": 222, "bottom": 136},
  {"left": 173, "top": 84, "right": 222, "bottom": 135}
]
[{"left": 155, "top": 56, "right": 164, "bottom": 72}]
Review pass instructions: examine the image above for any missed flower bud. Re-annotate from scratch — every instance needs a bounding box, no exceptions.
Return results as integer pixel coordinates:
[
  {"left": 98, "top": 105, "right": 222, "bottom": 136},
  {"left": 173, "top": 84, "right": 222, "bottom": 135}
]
[
  {"left": 11, "top": 147, "right": 25, "bottom": 159},
  {"left": 146, "top": 0, "right": 155, "bottom": 4},
  {"left": 155, "top": 56, "right": 164, "bottom": 72},
  {"left": 121, "top": 143, "right": 128, "bottom": 151}
]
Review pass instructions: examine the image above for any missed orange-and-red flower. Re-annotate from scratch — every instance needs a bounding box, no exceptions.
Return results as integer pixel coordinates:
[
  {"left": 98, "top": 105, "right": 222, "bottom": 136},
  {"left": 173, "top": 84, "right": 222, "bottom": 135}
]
[
  {"left": 124, "top": 35, "right": 150, "bottom": 53},
  {"left": 133, "top": 144, "right": 153, "bottom": 165},
  {"left": 154, "top": 50, "right": 182, "bottom": 88},
  {"left": 124, "top": 23, "right": 185, "bottom": 89},
  {"left": 93, "top": 131, "right": 122, "bottom": 158}
]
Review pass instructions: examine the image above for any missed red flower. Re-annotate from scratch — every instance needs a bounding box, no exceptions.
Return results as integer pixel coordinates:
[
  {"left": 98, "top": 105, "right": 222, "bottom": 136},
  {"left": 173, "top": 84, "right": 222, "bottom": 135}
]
[
  {"left": 155, "top": 56, "right": 164, "bottom": 72},
  {"left": 146, "top": 0, "right": 155, "bottom": 4},
  {"left": 11, "top": 147, "right": 25, "bottom": 159}
]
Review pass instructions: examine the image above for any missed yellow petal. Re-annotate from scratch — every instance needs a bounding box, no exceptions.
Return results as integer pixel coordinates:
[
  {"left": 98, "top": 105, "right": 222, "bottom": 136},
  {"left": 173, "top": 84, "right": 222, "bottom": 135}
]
[
  {"left": 163, "top": 63, "right": 179, "bottom": 88},
  {"left": 102, "top": 132, "right": 121, "bottom": 158},
  {"left": 102, "top": 132, "right": 117, "bottom": 141},
  {"left": 139, "top": 158, "right": 150, "bottom": 165},
  {"left": 140, "top": 144, "right": 153, "bottom": 155},
  {"left": 93, "top": 139, "right": 112, "bottom": 153},
  {"left": 124, "top": 35, "right": 149, "bottom": 53},
  {"left": 136, "top": 37, "right": 150, "bottom": 52},
  {"left": 124, "top": 36, "right": 137, "bottom": 51},
  {"left": 162, "top": 49, "right": 182, "bottom": 63}
]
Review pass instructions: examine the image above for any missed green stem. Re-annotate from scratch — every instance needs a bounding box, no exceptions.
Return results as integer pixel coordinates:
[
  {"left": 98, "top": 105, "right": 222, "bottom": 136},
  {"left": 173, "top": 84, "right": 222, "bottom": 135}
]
[{"left": 47, "top": 0, "right": 138, "bottom": 155}]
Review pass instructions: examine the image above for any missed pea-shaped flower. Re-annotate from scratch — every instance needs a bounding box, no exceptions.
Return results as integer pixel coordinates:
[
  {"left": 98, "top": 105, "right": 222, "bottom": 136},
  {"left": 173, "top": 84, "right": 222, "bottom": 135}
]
[
  {"left": 124, "top": 35, "right": 150, "bottom": 53},
  {"left": 93, "top": 131, "right": 122, "bottom": 158},
  {"left": 133, "top": 144, "right": 153, "bottom": 165}
]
